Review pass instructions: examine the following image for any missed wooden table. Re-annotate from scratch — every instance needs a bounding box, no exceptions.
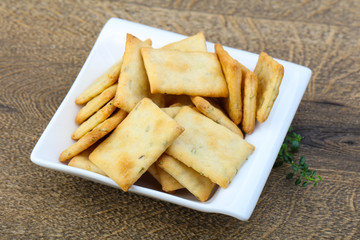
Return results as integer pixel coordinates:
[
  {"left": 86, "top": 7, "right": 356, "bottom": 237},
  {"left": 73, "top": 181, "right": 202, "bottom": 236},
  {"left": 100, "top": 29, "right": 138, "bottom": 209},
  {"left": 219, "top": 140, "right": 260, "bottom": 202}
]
[{"left": 1, "top": 0, "right": 359, "bottom": 239}]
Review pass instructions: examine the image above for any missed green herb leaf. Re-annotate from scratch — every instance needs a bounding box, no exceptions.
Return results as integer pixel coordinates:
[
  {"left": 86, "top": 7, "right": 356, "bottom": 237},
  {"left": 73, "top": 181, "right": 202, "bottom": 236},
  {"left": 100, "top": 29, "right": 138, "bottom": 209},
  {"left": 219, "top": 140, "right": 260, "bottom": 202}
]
[
  {"left": 286, "top": 173, "right": 294, "bottom": 179},
  {"left": 274, "top": 126, "right": 322, "bottom": 188}
]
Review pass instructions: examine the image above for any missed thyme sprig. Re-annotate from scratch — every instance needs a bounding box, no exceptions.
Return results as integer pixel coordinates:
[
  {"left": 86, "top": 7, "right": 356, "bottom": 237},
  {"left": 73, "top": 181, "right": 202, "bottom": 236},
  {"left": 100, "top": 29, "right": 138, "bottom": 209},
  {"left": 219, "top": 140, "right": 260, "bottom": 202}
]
[{"left": 274, "top": 126, "right": 322, "bottom": 187}]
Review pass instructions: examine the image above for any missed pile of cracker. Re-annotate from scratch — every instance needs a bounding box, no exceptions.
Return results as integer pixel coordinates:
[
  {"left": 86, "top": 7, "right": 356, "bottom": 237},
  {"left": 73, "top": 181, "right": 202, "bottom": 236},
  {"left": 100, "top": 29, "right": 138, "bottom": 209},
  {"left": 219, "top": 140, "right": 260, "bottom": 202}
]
[{"left": 60, "top": 32, "right": 284, "bottom": 202}]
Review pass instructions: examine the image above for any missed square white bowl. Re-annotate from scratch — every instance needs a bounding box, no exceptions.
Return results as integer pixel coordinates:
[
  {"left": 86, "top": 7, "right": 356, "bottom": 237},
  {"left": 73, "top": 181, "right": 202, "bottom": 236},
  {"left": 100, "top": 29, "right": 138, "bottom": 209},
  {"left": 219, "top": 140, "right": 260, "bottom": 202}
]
[{"left": 31, "top": 18, "right": 311, "bottom": 221}]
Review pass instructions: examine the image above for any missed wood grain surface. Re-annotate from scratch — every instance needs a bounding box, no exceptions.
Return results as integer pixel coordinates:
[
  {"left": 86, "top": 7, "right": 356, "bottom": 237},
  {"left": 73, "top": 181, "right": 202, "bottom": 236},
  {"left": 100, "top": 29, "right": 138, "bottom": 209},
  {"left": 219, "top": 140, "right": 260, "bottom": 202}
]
[{"left": 1, "top": 0, "right": 359, "bottom": 239}]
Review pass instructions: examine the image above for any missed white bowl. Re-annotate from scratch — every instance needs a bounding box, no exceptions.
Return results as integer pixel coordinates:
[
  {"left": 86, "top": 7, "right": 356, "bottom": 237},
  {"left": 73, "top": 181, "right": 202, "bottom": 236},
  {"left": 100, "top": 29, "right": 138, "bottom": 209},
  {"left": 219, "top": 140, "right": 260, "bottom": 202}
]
[{"left": 31, "top": 18, "right": 311, "bottom": 220}]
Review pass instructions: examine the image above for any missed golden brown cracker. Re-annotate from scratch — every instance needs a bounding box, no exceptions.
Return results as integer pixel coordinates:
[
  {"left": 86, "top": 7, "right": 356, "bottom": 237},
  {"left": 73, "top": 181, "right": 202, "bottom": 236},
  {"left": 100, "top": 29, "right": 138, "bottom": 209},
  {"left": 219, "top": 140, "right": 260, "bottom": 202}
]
[
  {"left": 141, "top": 48, "right": 228, "bottom": 97},
  {"left": 215, "top": 44, "right": 243, "bottom": 124},
  {"left": 75, "top": 59, "right": 122, "bottom": 105},
  {"left": 190, "top": 96, "right": 243, "bottom": 137},
  {"left": 75, "top": 84, "right": 117, "bottom": 125},
  {"left": 156, "top": 161, "right": 184, "bottom": 192},
  {"left": 242, "top": 71, "right": 258, "bottom": 134},
  {"left": 89, "top": 98, "right": 184, "bottom": 192},
  {"left": 166, "top": 107, "right": 254, "bottom": 188},
  {"left": 59, "top": 109, "right": 127, "bottom": 162},
  {"left": 148, "top": 162, "right": 184, "bottom": 192},
  {"left": 114, "top": 34, "right": 164, "bottom": 112},
  {"left": 72, "top": 99, "right": 117, "bottom": 140},
  {"left": 157, "top": 154, "right": 215, "bottom": 202},
  {"left": 254, "top": 52, "right": 284, "bottom": 123},
  {"left": 161, "top": 32, "right": 207, "bottom": 52}
]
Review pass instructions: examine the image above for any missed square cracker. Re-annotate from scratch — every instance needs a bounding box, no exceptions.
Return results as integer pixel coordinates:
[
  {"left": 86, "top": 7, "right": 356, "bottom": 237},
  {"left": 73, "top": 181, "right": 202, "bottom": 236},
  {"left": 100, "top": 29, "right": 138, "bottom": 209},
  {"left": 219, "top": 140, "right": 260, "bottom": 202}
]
[
  {"left": 161, "top": 32, "right": 207, "bottom": 52},
  {"left": 166, "top": 106, "right": 255, "bottom": 188},
  {"left": 215, "top": 44, "right": 243, "bottom": 125},
  {"left": 254, "top": 52, "right": 284, "bottom": 123},
  {"left": 89, "top": 98, "right": 184, "bottom": 192},
  {"left": 141, "top": 48, "right": 228, "bottom": 97},
  {"left": 114, "top": 34, "right": 163, "bottom": 112},
  {"left": 157, "top": 154, "right": 215, "bottom": 202}
]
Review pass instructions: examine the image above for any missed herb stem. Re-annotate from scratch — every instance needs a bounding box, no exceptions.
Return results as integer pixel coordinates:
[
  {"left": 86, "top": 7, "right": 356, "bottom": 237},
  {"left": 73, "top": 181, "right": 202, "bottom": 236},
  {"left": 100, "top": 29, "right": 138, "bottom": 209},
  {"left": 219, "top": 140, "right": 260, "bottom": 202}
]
[{"left": 274, "top": 126, "right": 322, "bottom": 187}]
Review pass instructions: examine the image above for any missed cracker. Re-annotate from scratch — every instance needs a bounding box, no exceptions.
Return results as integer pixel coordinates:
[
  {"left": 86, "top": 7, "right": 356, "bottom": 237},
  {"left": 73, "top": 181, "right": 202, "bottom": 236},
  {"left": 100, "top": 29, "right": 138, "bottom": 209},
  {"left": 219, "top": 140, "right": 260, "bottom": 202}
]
[
  {"left": 148, "top": 162, "right": 184, "bottom": 192},
  {"left": 162, "top": 33, "right": 206, "bottom": 107},
  {"left": 75, "top": 84, "right": 117, "bottom": 125},
  {"left": 242, "top": 71, "right": 258, "bottom": 134},
  {"left": 89, "top": 98, "right": 184, "bottom": 192},
  {"left": 161, "top": 106, "right": 182, "bottom": 118},
  {"left": 156, "top": 161, "right": 184, "bottom": 192},
  {"left": 215, "top": 44, "right": 243, "bottom": 124},
  {"left": 157, "top": 154, "right": 215, "bottom": 202},
  {"left": 114, "top": 34, "right": 164, "bottom": 112},
  {"left": 190, "top": 96, "right": 243, "bottom": 137},
  {"left": 68, "top": 148, "right": 107, "bottom": 176},
  {"left": 254, "top": 52, "right": 284, "bottom": 123},
  {"left": 141, "top": 48, "right": 228, "bottom": 97},
  {"left": 59, "top": 109, "right": 127, "bottom": 162},
  {"left": 161, "top": 32, "right": 207, "bottom": 52},
  {"left": 147, "top": 163, "right": 161, "bottom": 183},
  {"left": 72, "top": 99, "right": 117, "bottom": 140},
  {"left": 166, "top": 107, "right": 254, "bottom": 188},
  {"left": 75, "top": 59, "right": 122, "bottom": 105}
]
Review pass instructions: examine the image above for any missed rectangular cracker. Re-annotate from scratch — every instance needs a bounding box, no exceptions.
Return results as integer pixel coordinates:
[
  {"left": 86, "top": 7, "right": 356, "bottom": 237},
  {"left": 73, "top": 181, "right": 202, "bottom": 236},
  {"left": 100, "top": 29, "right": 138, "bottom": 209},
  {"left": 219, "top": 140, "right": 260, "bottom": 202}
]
[
  {"left": 60, "top": 109, "right": 128, "bottom": 162},
  {"left": 72, "top": 99, "right": 117, "bottom": 140},
  {"left": 89, "top": 98, "right": 184, "bottom": 192},
  {"left": 156, "top": 161, "right": 184, "bottom": 192},
  {"left": 157, "top": 154, "right": 215, "bottom": 202},
  {"left": 75, "top": 59, "right": 122, "bottom": 105},
  {"left": 242, "top": 72, "right": 258, "bottom": 134},
  {"left": 215, "top": 44, "right": 243, "bottom": 124},
  {"left": 114, "top": 34, "right": 164, "bottom": 112},
  {"left": 161, "top": 32, "right": 207, "bottom": 52},
  {"left": 190, "top": 96, "right": 243, "bottom": 138},
  {"left": 68, "top": 148, "right": 107, "bottom": 176},
  {"left": 166, "top": 106, "right": 255, "bottom": 188},
  {"left": 141, "top": 48, "right": 228, "bottom": 97},
  {"left": 254, "top": 52, "right": 284, "bottom": 123},
  {"left": 75, "top": 84, "right": 117, "bottom": 124}
]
